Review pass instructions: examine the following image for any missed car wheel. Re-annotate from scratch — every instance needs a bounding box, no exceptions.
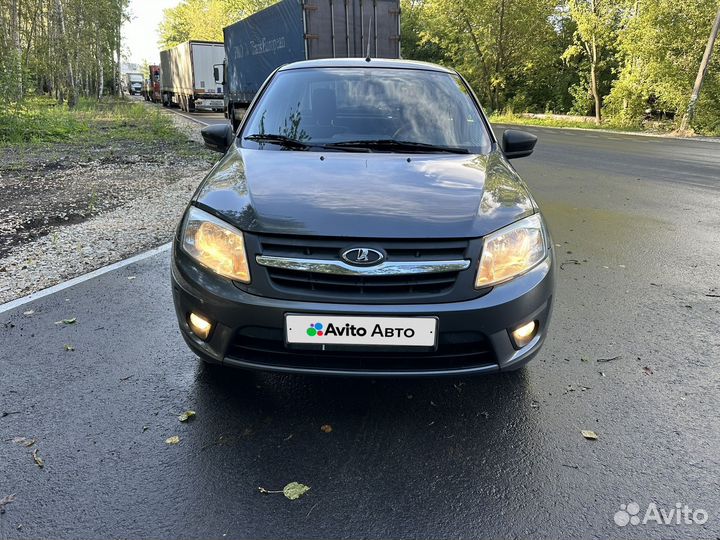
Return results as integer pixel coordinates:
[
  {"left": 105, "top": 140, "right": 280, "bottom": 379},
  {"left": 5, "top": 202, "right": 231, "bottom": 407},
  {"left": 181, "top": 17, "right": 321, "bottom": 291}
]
[{"left": 230, "top": 106, "right": 241, "bottom": 132}]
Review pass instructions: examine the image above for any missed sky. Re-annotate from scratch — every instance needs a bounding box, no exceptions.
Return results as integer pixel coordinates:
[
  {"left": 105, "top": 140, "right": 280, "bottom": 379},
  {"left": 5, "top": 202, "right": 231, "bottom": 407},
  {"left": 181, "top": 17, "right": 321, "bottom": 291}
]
[{"left": 122, "top": 0, "right": 182, "bottom": 66}]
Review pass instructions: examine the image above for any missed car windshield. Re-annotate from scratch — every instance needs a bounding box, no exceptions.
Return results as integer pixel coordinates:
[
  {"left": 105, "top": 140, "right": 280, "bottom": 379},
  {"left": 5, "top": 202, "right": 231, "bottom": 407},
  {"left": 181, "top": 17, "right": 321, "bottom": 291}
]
[{"left": 240, "top": 67, "right": 492, "bottom": 154}]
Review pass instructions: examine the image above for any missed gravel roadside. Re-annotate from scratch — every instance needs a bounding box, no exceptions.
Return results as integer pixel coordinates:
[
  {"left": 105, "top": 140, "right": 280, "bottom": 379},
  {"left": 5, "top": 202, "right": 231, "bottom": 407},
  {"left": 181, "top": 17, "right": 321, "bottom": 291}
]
[{"left": 0, "top": 110, "right": 219, "bottom": 304}]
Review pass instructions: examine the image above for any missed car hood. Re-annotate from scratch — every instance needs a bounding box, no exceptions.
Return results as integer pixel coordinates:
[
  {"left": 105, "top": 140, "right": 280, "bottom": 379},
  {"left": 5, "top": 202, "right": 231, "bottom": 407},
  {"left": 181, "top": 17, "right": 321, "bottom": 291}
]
[{"left": 193, "top": 146, "right": 536, "bottom": 239}]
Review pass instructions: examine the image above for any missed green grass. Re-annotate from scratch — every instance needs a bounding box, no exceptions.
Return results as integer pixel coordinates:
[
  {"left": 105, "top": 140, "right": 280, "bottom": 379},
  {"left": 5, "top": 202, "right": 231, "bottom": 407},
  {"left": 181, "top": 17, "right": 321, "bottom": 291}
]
[
  {"left": 0, "top": 96, "right": 179, "bottom": 146},
  {"left": 489, "top": 111, "right": 691, "bottom": 135},
  {"left": 489, "top": 112, "right": 631, "bottom": 131}
]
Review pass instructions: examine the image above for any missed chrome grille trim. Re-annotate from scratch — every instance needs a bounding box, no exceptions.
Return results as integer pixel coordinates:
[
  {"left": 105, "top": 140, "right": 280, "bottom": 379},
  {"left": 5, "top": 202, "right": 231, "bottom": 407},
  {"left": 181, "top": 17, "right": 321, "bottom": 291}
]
[{"left": 255, "top": 255, "right": 471, "bottom": 276}]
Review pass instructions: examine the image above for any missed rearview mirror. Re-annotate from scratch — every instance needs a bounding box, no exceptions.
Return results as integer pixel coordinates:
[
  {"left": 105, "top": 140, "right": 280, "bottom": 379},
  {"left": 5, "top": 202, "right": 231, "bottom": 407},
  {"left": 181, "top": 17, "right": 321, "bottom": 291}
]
[
  {"left": 502, "top": 130, "right": 537, "bottom": 159},
  {"left": 213, "top": 64, "right": 224, "bottom": 85},
  {"left": 201, "top": 123, "right": 234, "bottom": 153}
]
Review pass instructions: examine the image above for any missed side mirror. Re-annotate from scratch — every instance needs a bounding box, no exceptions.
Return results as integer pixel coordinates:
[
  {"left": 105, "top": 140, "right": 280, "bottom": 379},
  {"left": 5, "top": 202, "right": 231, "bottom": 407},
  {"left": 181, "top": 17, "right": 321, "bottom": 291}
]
[
  {"left": 213, "top": 64, "right": 224, "bottom": 85},
  {"left": 201, "top": 123, "right": 234, "bottom": 153},
  {"left": 502, "top": 129, "right": 537, "bottom": 159}
]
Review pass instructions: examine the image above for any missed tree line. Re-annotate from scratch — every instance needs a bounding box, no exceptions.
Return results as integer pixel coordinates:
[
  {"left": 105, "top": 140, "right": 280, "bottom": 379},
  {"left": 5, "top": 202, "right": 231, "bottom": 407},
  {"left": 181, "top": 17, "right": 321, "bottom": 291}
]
[
  {"left": 158, "top": 0, "right": 719, "bottom": 133},
  {"left": 403, "top": 0, "right": 720, "bottom": 132},
  {"left": 2, "top": 0, "right": 717, "bottom": 133},
  {"left": 158, "top": 0, "right": 276, "bottom": 48},
  {"left": 0, "top": 0, "right": 127, "bottom": 106}
]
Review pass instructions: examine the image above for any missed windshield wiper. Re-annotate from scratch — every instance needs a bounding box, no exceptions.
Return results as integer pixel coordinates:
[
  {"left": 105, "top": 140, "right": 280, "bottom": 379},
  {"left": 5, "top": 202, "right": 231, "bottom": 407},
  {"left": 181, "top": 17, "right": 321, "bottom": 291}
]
[
  {"left": 244, "top": 133, "right": 311, "bottom": 150},
  {"left": 323, "top": 139, "right": 470, "bottom": 154}
]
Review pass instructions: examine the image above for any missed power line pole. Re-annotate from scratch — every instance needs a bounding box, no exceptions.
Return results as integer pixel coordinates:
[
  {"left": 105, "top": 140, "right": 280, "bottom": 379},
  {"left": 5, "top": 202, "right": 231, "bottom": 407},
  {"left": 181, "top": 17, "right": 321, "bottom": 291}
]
[{"left": 680, "top": 6, "right": 720, "bottom": 132}]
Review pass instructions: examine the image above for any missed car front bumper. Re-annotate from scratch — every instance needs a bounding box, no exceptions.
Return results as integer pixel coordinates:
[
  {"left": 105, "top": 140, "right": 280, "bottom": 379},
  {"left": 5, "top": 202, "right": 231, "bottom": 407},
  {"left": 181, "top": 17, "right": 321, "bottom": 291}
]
[{"left": 171, "top": 244, "right": 555, "bottom": 377}]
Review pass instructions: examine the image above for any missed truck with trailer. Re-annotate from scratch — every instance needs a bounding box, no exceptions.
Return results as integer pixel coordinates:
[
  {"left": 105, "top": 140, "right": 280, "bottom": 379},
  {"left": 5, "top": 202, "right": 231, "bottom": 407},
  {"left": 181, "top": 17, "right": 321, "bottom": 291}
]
[
  {"left": 143, "top": 65, "right": 161, "bottom": 103},
  {"left": 218, "top": 0, "right": 401, "bottom": 130},
  {"left": 159, "top": 41, "right": 225, "bottom": 112}
]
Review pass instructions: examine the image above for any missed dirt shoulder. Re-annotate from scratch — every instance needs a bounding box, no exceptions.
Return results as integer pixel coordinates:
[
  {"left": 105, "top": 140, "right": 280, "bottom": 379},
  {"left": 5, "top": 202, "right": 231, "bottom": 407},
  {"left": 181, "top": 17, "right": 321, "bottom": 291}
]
[{"left": 0, "top": 106, "right": 219, "bottom": 304}]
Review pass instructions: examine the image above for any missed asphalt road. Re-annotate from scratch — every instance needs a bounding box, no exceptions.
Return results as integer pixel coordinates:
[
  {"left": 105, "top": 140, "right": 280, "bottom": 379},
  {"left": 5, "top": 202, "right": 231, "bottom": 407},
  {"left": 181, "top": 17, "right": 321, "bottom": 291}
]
[
  {"left": 129, "top": 95, "right": 228, "bottom": 126},
  {"left": 171, "top": 109, "right": 228, "bottom": 126},
  {"left": 1, "top": 125, "right": 719, "bottom": 539}
]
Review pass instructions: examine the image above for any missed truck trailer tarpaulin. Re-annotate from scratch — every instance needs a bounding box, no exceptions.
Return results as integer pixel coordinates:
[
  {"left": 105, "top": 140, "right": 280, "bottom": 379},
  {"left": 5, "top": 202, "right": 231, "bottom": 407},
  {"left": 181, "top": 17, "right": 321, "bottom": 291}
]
[{"left": 222, "top": 0, "right": 401, "bottom": 128}]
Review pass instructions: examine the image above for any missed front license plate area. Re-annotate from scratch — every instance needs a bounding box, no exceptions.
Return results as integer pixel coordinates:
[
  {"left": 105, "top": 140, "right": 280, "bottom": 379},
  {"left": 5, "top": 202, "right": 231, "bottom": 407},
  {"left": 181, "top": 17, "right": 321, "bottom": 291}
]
[{"left": 285, "top": 314, "right": 438, "bottom": 349}]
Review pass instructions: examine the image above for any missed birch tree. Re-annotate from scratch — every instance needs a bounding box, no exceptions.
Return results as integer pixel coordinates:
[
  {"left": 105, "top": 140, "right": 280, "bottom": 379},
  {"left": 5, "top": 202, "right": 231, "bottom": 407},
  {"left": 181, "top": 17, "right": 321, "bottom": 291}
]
[
  {"left": 563, "top": 0, "right": 620, "bottom": 123},
  {"left": 0, "top": 0, "right": 126, "bottom": 104}
]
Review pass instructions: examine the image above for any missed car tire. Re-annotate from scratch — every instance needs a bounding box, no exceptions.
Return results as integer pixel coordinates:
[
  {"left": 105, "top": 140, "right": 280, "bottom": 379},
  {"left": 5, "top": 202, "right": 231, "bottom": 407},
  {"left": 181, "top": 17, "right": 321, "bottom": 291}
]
[{"left": 230, "top": 106, "right": 241, "bottom": 132}]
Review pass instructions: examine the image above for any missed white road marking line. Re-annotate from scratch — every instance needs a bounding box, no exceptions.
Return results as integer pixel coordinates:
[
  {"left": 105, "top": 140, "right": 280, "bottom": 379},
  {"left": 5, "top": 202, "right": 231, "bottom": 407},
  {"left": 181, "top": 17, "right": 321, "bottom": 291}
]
[
  {"left": 171, "top": 110, "right": 210, "bottom": 126},
  {"left": 0, "top": 243, "right": 172, "bottom": 314}
]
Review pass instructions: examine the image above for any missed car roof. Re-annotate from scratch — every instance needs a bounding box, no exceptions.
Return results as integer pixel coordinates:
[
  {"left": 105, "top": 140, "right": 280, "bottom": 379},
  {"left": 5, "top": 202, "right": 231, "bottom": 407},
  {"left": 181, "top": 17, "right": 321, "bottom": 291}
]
[{"left": 277, "top": 57, "right": 457, "bottom": 74}]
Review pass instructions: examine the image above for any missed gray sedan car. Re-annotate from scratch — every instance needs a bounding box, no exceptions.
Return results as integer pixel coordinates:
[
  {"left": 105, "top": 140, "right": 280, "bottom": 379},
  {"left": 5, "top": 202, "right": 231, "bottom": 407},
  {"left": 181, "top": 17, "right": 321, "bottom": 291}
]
[{"left": 171, "top": 58, "right": 554, "bottom": 376}]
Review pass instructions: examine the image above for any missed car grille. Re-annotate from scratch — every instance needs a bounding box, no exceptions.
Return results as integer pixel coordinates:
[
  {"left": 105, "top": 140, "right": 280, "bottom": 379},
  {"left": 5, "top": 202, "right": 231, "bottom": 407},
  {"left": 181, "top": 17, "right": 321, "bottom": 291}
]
[
  {"left": 227, "top": 326, "right": 497, "bottom": 372},
  {"left": 250, "top": 234, "right": 482, "bottom": 303},
  {"left": 265, "top": 267, "right": 458, "bottom": 296}
]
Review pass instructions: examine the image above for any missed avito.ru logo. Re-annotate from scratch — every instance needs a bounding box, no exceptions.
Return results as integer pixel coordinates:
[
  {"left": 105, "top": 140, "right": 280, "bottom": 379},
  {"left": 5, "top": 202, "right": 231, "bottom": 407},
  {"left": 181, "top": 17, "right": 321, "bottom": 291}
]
[
  {"left": 614, "top": 502, "right": 709, "bottom": 527},
  {"left": 305, "top": 321, "right": 417, "bottom": 339},
  {"left": 306, "top": 322, "right": 324, "bottom": 337}
]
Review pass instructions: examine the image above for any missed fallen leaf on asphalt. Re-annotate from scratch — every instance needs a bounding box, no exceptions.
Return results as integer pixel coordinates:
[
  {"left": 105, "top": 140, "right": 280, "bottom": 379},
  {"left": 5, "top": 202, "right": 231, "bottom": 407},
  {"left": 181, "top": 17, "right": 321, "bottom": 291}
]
[
  {"left": 596, "top": 355, "right": 621, "bottom": 363},
  {"left": 165, "top": 436, "right": 180, "bottom": 445},
  {"left": 63, "top": 344, "right": 75, "bottom": 352},
  {"left": 11, "top": 437, "right": 36, "bottom": 447},
  {"left": 258, "top": 482, "right": 311, "bottom": 500},
  {"left": 581, "top": 430, "right": 598, "bottom": 440},
  {"left": 643, "top": 366, "right": 654, "bottom": 375},
  {"left": 178, "top": 411, "right": 196, "bottom": 422},
  {"left": 283, "top": 482, "right": 310, "bottom": 500},
  {"left": 32, "top": 448, "right": 44, "bottom": 468},
  {"left": 55, "top": 317, "right": 77, "bottom": 325},
  {"left": 23, "top": 310, "right": 34, "bottom": 316},
  {"left": 320, "top": 424, "right": 332, "bottom": 433},
  {"left": 0, "top": 494, "right": 15, "bottom": 514}
]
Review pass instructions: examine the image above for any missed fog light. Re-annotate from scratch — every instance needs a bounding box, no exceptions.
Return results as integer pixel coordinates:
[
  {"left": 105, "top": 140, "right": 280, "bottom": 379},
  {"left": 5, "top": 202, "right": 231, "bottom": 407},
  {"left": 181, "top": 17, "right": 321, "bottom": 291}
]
[
  {"left": 510, "top": 320, "right": 538, "bottom": 349},
  {"left": 188, "top": 312, "right": 212, "bottom": 340}
]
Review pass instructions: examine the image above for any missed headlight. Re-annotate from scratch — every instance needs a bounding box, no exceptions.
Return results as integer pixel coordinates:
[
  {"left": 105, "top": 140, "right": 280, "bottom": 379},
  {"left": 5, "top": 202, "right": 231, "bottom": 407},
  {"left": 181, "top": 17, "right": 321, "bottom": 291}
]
[
  {"left": 181, "top": 206, "right": 251, "bottom": 283},
  {"left": 475, "top": 213, "right": 547, "bottom": 288}
]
